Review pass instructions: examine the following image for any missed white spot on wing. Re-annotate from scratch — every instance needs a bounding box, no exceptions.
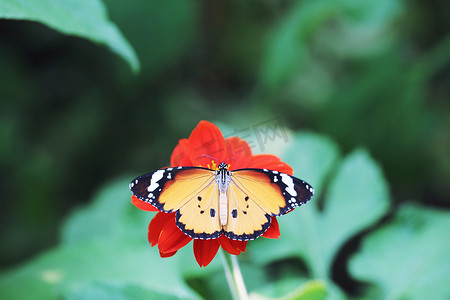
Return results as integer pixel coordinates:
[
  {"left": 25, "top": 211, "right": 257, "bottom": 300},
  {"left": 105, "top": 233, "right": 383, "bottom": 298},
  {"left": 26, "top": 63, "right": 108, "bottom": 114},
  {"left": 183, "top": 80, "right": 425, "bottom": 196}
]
[
  {"left": 281, "top": 174, "right": 297, "bottom": 197},
  {"left": 147, "top": 170, "right": 165, "bottom": 192}
]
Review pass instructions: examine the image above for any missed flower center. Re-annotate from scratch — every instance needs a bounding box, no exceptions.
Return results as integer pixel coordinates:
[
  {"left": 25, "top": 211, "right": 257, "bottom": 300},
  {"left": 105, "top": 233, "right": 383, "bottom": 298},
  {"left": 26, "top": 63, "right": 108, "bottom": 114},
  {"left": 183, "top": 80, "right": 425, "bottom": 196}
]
[
  {"left": 206, "top": 160, "right": 218, "bottom": 170},
  {"left": 201, "top": 160, "right": 231, "bottom": 171}
]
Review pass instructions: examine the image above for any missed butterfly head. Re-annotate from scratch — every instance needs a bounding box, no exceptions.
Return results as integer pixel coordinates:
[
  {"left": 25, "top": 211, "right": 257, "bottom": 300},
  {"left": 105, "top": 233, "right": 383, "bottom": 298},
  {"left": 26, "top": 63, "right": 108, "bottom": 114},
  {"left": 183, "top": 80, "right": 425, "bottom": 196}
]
[{"left": 218, "top": 162, "right": 229, "bottom": 171}]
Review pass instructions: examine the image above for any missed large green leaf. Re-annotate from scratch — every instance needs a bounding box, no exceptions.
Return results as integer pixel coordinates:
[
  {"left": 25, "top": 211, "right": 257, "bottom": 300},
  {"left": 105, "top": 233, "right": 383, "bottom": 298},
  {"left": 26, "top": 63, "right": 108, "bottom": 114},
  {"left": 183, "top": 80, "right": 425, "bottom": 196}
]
[
  {"left": 248, "top": 133, "right": 389, "bottom": 300},
  {"left": 0, "top": 178, "right": 201, "bottom": 300},
  {"left": 61, "top": 176, "right": 149, "bottom": 245},
  {"left": 350, "top": 204, "right": 450, "bottom": 300},
  {"left": 0, "top": 240, "right": 199, "bottom": 300},
  {"left": 60, "top": 177, "right": 222, "bottom": 277},
  {"left": 318, "top": 148, "right": 390, "bottom": 275},
  {"left": 247, "top": 132, "right": 340, "bottom": 268},
  {"left": 0, "top": 0, "right": 139, "bottom": 72},
  {"left": 63, "top": 281, "right": 185, "bottom": 300}
]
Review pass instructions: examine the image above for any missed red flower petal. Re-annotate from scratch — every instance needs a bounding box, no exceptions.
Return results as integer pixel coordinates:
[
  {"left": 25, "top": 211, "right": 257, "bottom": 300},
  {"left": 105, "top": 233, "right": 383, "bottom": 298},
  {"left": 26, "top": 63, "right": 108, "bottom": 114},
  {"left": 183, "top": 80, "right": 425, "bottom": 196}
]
[
  {"left": 160, "top": 250, "right": 177, "bottom": 258},
  {"left": 230, "top": 239, "right": 247, "bottom": 252},
  {"left": 262, "top": 217, "right": 280, "bottom": 239},
  {"left": 225, "top": 136, "right": 252, "bottom": 170},
  {"left": 148, "top": 212, "right": 174, "bottom": 246},
  {"left": 193, "top": 239, "right": 221, "bottom": 267},
  {"left": 218, "top": 235, "right": 247, "bottom": 255},
  {"left": 250, "top": 154, "right": 293, "bottom": 175},
  {"left": 170, "top": 139, "right": 193, "bottom": 167},
  {"left": 158, "top": 216, "right": 192, "bottom": 254},
  {"left": 218, "top": 236, "right": 240, "bottom": 255},
  {"left": 188, "top": 121, "right": 228, "bottom": 167},
  {"left": 131, "top": 195, "right": 159, "bottom": 212}
]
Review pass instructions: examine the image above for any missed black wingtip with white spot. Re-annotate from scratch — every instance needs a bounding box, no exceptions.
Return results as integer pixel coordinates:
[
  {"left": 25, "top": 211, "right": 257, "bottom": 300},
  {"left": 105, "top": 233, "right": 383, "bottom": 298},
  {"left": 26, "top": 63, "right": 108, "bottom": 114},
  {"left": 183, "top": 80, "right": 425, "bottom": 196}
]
[
  {"left": 235, "top": 168, "right": 314, "bottom": 216},
  {"left": 130, "top": 166, "right": 214, "bottom": 212}
]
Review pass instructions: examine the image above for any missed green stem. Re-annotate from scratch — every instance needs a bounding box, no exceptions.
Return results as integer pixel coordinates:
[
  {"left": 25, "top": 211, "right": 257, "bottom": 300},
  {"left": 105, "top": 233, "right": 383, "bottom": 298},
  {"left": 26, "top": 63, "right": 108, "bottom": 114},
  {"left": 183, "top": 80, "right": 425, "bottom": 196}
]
[{"left": 220, "top": 250, "right": 249, "bottom": 300}]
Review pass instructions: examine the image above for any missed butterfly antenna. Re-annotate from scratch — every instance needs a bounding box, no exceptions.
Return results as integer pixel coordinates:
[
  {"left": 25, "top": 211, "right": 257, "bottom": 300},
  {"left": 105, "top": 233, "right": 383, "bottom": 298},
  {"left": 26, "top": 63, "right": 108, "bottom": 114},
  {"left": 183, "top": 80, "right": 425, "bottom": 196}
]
[
  {"left": 201, "top": 154, "right": 219, "bottom": 161},
  {"left": 202, "top": 154, "right": 235, "bottom": 166},
  {"left": 224, "top": 156, "right": 235, "bottom": 164}
]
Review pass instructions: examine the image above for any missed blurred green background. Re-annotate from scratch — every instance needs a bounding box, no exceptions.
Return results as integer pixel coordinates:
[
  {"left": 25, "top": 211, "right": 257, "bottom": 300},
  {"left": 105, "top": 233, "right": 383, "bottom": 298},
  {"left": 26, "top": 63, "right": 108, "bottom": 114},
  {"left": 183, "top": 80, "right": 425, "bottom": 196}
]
[{"left": 0, "top": 0, "right": 449, "bottom": 299}]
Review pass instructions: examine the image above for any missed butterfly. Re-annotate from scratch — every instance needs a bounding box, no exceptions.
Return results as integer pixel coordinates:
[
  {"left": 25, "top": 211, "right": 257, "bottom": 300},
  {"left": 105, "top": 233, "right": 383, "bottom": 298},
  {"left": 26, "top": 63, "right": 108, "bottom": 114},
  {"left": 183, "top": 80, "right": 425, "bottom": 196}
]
[{"left": 130, "top": 163, "right": 314, "bottom": 241}]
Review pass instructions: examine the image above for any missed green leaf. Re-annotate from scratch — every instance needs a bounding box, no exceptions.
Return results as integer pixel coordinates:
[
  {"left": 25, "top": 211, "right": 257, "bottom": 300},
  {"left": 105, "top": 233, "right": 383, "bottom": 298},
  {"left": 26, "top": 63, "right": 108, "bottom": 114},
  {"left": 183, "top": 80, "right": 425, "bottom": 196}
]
[
  {"left": 248, "top": 132, "right": 340, "bottom": 268},
  {"left": 61, "top": 176, "right": 149, "bottom": 245},
  {"left": 250, "top": 279, "right": 327, "bottom": 300},
  {"left": 0, "top": 0, "right": 140, "bottom": 72},
  {"left": 62, "top": 280, "right": 188, "bottom": 300},
  {"left": 319, "top": 148, "right": 390, "bottom": 274},
  {"left": 60, "top": 177, "right": 221, "bottom": 277},
  {"left": 0, "top": 177, "right": 207, "bottom": 300},
  {"left": 282, "top": 280, "right": 327, "bottom": 300},
  {"left": 349, "top": 204, "right": 450, "bottom": 300},
  {"left": 282, "top": 132, "right": 341, "bottom": 190},
  {"left": 0, "top": 240, "right": 200, "bottom": 300},
  {"left": 248, "top": 133, "right": 389, "bottom": 294}
]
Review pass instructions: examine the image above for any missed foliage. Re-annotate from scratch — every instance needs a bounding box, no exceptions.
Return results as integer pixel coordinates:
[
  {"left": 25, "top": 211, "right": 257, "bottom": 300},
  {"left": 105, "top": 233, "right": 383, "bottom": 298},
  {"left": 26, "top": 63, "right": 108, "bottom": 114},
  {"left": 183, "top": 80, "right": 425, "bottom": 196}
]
[
  {"left": 0, "top": 0, "right": 139, "bottom": 72},
  {"left": 248, "top": 133, "right": 389, "bottom": 299},
  {"left": 350, "top": 204, "right": 450, "bottom": 300},
  {"left": 1, "top": 132, "right": 448, "bottom": 299}
]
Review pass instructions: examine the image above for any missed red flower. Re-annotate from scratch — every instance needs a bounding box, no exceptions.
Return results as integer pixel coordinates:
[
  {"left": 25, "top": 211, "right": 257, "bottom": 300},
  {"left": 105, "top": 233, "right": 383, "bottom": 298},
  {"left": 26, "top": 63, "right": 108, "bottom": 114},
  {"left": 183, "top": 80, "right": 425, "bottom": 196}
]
[{"left": 132, "top": 120, "right": 293, "bottom": 267}]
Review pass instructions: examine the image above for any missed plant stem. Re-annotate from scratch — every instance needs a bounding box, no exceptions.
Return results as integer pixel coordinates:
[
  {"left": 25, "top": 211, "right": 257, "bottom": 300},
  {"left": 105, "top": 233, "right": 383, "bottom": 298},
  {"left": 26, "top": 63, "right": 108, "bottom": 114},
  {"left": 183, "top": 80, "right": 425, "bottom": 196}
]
[{"left": 220, "top": 250, "right": 249, "bottom": 300}]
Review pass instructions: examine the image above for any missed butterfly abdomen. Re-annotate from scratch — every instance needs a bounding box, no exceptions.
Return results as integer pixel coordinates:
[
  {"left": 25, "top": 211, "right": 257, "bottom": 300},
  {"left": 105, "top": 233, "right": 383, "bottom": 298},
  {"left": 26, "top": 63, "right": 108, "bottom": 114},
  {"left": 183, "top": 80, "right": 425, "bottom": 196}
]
[
  {"left": 216, "top": 163, "right": 231, "bottom": 226},
  {"left": 219, "top": 192, "right": 227, "bottom": 226}
]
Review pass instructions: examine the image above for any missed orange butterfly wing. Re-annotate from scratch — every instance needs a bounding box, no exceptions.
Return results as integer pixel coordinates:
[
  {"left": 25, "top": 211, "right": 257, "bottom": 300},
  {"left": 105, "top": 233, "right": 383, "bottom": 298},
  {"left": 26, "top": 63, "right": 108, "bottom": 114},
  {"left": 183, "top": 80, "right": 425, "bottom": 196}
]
[
  {"left": 130, "top": 167, "right": 222, "bottom": 239},
  {"left": 223, "top": 169, "right": 314, "bottom": 240}
]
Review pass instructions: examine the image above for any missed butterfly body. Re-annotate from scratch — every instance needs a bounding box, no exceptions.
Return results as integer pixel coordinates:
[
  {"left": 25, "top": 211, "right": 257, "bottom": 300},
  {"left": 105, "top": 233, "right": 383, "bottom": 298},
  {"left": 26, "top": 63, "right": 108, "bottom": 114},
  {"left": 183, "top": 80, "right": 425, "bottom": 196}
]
[
  {"left": 130, "top": 164, "right": 314, "bottom": 241},
  {"left": 215, "top": 163, "right": 231, "bottom": 226}
]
